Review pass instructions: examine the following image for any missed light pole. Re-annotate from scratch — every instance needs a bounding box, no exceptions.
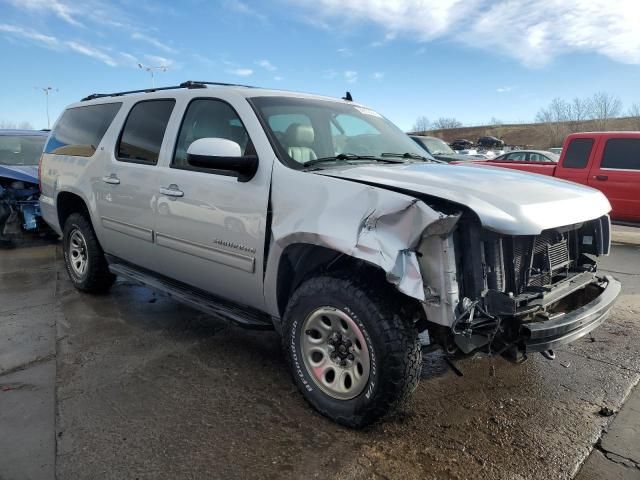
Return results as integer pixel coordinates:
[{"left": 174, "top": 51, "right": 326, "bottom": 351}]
[
  {"left": 138, "top": 63, "right": 168, "bottom": 88},
  {"left": 34, "top": 86, "right": 58, "bottom": 129}
]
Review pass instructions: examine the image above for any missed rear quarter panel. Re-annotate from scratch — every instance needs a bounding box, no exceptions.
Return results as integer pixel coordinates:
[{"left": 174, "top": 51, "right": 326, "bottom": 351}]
[{"left": 39, "top": 103, "right": 129, "bottom": 238}]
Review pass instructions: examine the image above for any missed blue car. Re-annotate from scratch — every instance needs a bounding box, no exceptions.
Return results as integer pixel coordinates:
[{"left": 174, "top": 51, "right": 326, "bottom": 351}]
[{"left": 0, "top": 129, "right": 50, "bottom": 247}]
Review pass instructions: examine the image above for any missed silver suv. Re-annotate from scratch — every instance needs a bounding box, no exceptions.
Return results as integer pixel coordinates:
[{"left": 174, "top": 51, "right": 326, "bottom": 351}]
[{"left": 40, "top": 81, "right": 620, "bottom": 427}]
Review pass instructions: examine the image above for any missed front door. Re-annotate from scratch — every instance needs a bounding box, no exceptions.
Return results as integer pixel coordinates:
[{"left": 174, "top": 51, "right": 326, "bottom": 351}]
[
  {"left": 95, "top": 99, "right": 176, "bottom": 270},
  {"left": 153, "top": 98, "right": 270, "bottom": 309},
  {"left": 588, "top": 137, "right": 640, "bottom": 222}
]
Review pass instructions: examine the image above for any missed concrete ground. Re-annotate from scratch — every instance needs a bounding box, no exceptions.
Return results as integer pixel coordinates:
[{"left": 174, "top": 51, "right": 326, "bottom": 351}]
[{"left": 0, "top": 229, "right": 639, "bottom": 480}]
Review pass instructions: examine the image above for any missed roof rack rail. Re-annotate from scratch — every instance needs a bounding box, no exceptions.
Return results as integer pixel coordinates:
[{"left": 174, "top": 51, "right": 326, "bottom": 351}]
[{"left": 80, "top": 80, "right": 256, "bottom": 102}]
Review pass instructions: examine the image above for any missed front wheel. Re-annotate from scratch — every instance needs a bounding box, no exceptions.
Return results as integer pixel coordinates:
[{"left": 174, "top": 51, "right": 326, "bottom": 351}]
[{"left": 282, "top": 276, "right": 421, "bottom": 428}]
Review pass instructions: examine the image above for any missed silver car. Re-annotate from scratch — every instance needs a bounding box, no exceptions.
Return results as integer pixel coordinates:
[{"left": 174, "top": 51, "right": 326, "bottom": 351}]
[{"left": 40, "top": 81, "right": 620, "bottom": 427}]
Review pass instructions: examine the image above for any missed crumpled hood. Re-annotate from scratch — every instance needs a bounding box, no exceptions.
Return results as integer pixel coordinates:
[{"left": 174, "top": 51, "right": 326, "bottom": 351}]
[
  {"left": 0, "top": 165, "right": 38, "bottom": 184},
  {"left": 317, "top": 162, "right": 611, "bottom": 235}
]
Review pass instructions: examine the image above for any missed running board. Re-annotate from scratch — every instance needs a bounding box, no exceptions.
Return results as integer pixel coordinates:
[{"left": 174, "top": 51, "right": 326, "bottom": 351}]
[{"left": 108, "top": 262, "right": 274, "bottom": 330}]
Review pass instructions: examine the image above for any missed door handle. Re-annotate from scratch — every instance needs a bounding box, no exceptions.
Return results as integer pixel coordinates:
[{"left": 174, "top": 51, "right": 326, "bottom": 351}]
[
  {"left": 160, "top": 184, "right": 184, "bottom": 197},
  {"left": 594, "top": 175, "right": 608, "bottom": 181},
  {"left": 102, "top": 174, "right": 120, "bottom": 185}
]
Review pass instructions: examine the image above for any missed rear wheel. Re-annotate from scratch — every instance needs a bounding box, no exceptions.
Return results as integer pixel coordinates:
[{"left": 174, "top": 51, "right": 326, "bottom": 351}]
[
  {"left": 62, "top": 213, "right": 115, "bottom": 293},
  {"left": 283, "top": 275, "right": 421, "bottom": 428}
]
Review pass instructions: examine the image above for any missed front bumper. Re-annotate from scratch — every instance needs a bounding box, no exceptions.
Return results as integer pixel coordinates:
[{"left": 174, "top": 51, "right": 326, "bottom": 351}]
[{"left": 521, "top": 275, "right": 621, "bottom": 352}]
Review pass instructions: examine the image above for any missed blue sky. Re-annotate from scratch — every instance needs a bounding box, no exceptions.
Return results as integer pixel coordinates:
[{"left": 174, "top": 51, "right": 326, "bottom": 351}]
[{"left": 1, "top": 0, "right": 639, "bottom": 131}]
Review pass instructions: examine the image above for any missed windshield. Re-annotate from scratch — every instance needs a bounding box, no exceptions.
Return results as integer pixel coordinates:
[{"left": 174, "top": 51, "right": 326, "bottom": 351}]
[
  {"left": 250, "top": 96, "right": 431, "bottom": 167},
  {"left": 0, "top": 135, "right": 46, "bottom": 165},
  {"left": 420, "top": 137, "right": 455, "bottom": 155}
]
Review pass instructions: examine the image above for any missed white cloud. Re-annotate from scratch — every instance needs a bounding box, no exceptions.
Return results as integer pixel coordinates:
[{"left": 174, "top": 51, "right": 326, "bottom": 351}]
[
  {"left": 66, "top": 41, "right": 117, "bottom": 66},
  {"left": 224, "top": 0, "right": 267, "bottom": 22},
  {"left": 337, "top": 47, "right": 352, "bottom": 57},
  {"left": 144, "top": 54, "right": 174, "bottom": 67},
  {"left": 257, "top": 59, "right": 277, "bottom": 71},
  {"left": 323, "top": 69, "right": 338, "bottom": 79},
  {"left": 344, "top": 70, "right": 358, "bottom": 83},
  {"left": 0, "top": 23, "right": 59, "bottom": 48},
  {"left": 6, "top": 0, "right": 83, "bottom": 27},
  {"left": 274, "top": 76, "right": 283, "bottom": 81},
  {"left": 227, "top": 68, "right": 254, "bottom": 77},
  {"left": 292, "top": 0, "right": 640, "bottom": 66},
  {"left": 131, "top": 32, "right": 177, "bottom": 54},
  {"left": 496, "top": 86, "right": 513, "bottom": 93},
  {"left": 372, "top": 72, "right": 384, "bottom": 80}
]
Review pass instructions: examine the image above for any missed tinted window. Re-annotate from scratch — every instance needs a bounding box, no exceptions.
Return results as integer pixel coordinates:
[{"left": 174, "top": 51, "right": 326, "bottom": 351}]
[
  {"left": 45, "top": 103, "right": 121, "bottom": 157},
  {"left": 562, "top": 138, "right": 594, "bottom": 169},
  {"left": 601, "top": 138, "right": 640, "bottom": 170},
  {"left": 0, "top": 135, "right": 47, "bottom": 165},
  {"left": 506, "top": 152, "right": 526, "bottom": 161},
  {"left": 173, "top": 99, "right": 251, "bottom": 170},
  {"left": 117, "top": 100, "right": 175, "bottom": 165}
]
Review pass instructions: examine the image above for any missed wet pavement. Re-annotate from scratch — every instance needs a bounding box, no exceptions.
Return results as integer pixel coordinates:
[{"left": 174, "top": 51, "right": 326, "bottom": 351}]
[{"left": 0, "top": 239, "right": 639, "bottom": 480}]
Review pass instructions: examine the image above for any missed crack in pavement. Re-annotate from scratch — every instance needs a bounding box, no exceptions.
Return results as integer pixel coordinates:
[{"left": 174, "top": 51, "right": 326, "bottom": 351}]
[
  {"left": 0, "top": 353, "right": 56, "bottom": 378},
  {"left": 595, "top": 442, "right": 640, "bottom": 471},
  {"left": 564, "top": 348, "right": 640, "bottom": 374}
]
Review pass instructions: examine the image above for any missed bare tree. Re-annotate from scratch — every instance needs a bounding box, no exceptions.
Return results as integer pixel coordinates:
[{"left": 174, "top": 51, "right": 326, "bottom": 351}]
[
  {"left": 535, "top": 97, "right": 570, "bottom": 147},
  {"left": 589, "top": 92, "right": 622, "bottom": 130},
  {"left": 567, "top": 97, "right": 591, "bottom": 132},
  {"left": 432, "top": 117, "right": 462, "bottom": 130},
  {"left": 628, "top": 103, "right": 640, "bottom": 130},
  {"left": 412, "top": 116, "right": 431, "bottom": 133}
]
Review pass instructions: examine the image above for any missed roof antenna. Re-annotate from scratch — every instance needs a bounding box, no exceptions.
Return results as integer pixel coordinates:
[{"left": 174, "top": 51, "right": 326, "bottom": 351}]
[{"left": 342, "top": 91, "right": 353, "bottom": 102}]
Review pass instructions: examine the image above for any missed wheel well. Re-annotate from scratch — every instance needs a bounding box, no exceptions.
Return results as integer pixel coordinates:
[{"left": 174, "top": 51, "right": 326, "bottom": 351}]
[
  {"left": 276, "top": 243, "right": 422, "bottom": 317},
  {"left": 57, "top": 192, "right": 89, "bottom": 229}
]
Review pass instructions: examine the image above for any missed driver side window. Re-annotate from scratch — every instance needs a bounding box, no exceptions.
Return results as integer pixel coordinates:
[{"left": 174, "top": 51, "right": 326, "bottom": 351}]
[{"left": 173, "top": 99, "right": 251, "bottom": 170}]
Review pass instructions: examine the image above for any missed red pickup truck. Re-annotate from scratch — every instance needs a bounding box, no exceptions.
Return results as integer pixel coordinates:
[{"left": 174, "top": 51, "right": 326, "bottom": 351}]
[{"left": 476, "top": 132, "right": 640, "bottom": 223}]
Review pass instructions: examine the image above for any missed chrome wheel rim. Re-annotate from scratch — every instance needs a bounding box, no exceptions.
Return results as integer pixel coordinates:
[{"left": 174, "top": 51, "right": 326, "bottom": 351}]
[
  {"left": 68, "top": 229, "right": 88, "bottom": 277},
  {"left": 300, "top": 307, "right": 371, "bottom": 400}
]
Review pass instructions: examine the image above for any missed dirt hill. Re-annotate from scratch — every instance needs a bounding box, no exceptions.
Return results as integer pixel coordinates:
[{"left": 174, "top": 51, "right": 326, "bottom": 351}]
[{"left": 414, "top": 117, "right": 640, "bottom": 149}]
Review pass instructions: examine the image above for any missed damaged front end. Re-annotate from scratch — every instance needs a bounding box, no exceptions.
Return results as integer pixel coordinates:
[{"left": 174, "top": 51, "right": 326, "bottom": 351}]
[
  {"left": 417, "top": 212, "right": 620, "bottom": 357},
  {"left": 0, "top": 171, "right": 45, "bottom": 247}
]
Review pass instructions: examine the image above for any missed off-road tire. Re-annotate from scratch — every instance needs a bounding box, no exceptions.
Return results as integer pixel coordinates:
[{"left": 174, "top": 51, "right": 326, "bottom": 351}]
[
  {"left": 282, "top": 275, "right": 421, "bottom": 428},
  {"left": 62, "top": 213, "right": 115, "bottom": 293}
]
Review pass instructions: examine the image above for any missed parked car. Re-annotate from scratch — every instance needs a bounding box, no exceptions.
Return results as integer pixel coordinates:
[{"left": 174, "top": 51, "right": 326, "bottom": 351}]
[
  {"left": 410, "top": 135, "right": 473, "bottom": 162},
  {"left": 471, "top": 133, "right": 639, "bottom": 223},
  {"left": 477, "top": 136, "right": 504, "bottom": 149},
  {"left": 450, "top": 138, "right": 474, "bottom": 150},
  {"left": 549, "top": 147, "right": 563, "bottom": 155},
  {"left": 491, "top": 150, "right": 559, "bottom": 163},
  {"left": 40, "top": 81, "right": 620, "bottom": 427},
  {"left": 0, "top": 129, "right": 49, "bottom": 248}
]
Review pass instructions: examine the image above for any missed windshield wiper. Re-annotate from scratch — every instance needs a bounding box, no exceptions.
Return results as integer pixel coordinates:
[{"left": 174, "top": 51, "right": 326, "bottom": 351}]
[
  {"left": 380, "top": 152, "right": 429, "bottom": 160},
  {"left": 303, "top": 153, "right": 403, "bottom": 168}
]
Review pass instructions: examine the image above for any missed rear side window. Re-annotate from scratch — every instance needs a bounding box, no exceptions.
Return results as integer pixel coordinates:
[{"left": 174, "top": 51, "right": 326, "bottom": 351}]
[
  {"left": 562, "top": 138, "right": 594, "bottom": 169},
  {"left": 601, "top": 138, "right": 640, "bottom": 170},
  {"left": 117, "top": 100, "right": 175, "bottom": 165},
  {"left": 45, "top": 103, "right": 121, "bottom": 157}
]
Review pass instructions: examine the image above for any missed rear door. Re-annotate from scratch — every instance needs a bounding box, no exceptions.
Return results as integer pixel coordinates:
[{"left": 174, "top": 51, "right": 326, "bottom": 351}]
[
  {"left": 95, "top": 98, "right": 175, "bottom": 270},
  {"left": 555, "top": 136, "right": 597, "bottom": 186},
  {"left": 588, "top": 136, "right": 640, "bottom": 222}
]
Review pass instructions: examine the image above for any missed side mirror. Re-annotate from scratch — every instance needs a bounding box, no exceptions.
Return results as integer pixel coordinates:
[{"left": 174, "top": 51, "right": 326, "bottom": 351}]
[{"left": 186, "top": 138, "right": 258, "bottom": 182}]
